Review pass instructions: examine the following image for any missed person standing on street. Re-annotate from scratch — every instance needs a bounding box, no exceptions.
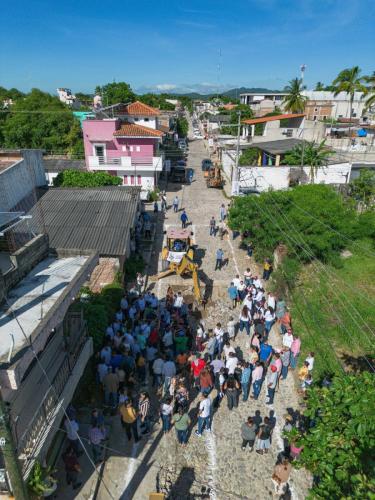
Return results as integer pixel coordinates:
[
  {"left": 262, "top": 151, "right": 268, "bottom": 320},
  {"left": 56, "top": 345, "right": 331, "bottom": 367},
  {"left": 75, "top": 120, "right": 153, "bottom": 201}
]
[
  {"left": 215, "top": 248, "right": 224, "bottom": 270},
  {"left": 88, "top": 423, "right": 105, "bottom": 465},
  {"left": 180, "top": 210, "right": 188, "bottom": 228},
  {"left": 209, "top": 216, "right": 216, "bottom": 236},
  {"left": 241, "top": 417, "right": 256, "bottom": 451},
  {"left": 272, "top": 458, "right": 292, "bottom": 495},
  {"left": 120, "top": 400, "right": 140, "bottom": 443},
  {"left": 195, "top": 393, "right": 212, "bottom": 437},
  {"left": 241, "top": 362, "right": 252, "bottom": 402},
  {"left": 173, "top": 196, "right": 179, "bottom": 212},
  {"left": 219, "top": 203, "right": 227, "bottom": 222},
  {"left": 172, "top": 407, "right": 191, "bottom": 447},
  {"left": 266, "top": 365, "right": 278, "bottom": 405},
  {"left": 63, "top": 446, "right": 82, "bottom": 490},
  {"left": 227, "top": 282, "right": 238, "bottom": 309}
]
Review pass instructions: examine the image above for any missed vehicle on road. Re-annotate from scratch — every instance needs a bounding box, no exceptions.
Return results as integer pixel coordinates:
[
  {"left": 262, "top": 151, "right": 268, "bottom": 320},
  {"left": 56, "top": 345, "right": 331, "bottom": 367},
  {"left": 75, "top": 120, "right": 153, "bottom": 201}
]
[
  {"left": 205, "top": 164, "right": 224, "bottom": 189},
  {"left": 158, "top": 228, "right": 202, "bottom": 303},
  {"left": 178, "top": 138, "right": 187, "bottom": 150},
  {"left": 170, "top": 164, "right": 186, "bottom": 183},
  {"left": 201, "top": 159, "right": 213, "bottom": 171}
]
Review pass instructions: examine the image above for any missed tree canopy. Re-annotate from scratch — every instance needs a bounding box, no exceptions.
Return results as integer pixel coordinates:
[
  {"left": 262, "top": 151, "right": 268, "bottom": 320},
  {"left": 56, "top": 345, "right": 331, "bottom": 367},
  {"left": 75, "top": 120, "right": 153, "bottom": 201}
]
[
  {"left": 282, "top": 78, "right": 307, "bottom": 113},
  {"left": 53, "top": 169, "right": 122, "bottom": 187},
  {"left": 292, "top": 372, "right": 375, "bottom": 499},
  {"left": 282, "top": 140, "right": 333, "bottom": 181},
  {"left": 95, "top": 82, "right": 136, "bottom": 106},
  {"left": 221, "top": 104, "right": 254, "bottom": 135},
  {"left": 350, "top": 169, "right": 375, "bottom": 206},
  {"left": 176, "top": 117, "right": 189, "bottom": 137},
  {"left": 0, "top": 89, "right": 83, "bottom": 155},
  {"left": 138, "top": 93, "right": 175, "bottom": 110},
  {"left": 239, "top": 147, "right": 259, "bottom": 166}
]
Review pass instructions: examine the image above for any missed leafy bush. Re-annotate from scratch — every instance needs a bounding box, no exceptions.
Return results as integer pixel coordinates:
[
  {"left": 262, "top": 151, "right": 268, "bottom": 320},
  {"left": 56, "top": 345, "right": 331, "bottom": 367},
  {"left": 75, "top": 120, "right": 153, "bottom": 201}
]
[
  {"left": 176, "top": 117, "right": 189, "bottom": 137},
  {"left": 53, "top": 169, "right": 122, "bottom": 187},
  {"left": 124, "top": 255, "right": 145, "bottom": 282},
  {"left": 148, "top": 189, "right": 160, "bottom": 202},
  {"left": 239, "top": 148, "right": 259, "bottom": 166},
  {"left": 292, "top": 372, "right": 375, "bottom": 499}
]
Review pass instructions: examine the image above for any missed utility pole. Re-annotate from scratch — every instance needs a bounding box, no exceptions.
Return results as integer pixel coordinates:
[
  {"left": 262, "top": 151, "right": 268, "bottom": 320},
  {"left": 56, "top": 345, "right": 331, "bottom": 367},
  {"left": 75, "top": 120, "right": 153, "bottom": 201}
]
[
  {"left": 231, "top": 111, "right": 241, "bottom": 196},
  {"left": 0, "top": 394, "right": 29, "bottom": 499}
]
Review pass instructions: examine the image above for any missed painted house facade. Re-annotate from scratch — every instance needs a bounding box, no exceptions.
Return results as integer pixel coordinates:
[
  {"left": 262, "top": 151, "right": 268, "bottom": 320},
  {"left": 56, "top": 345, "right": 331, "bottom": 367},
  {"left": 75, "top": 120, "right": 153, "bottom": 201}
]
[{"left": 82, "top": 101, "right": 164, "bottom": 198}]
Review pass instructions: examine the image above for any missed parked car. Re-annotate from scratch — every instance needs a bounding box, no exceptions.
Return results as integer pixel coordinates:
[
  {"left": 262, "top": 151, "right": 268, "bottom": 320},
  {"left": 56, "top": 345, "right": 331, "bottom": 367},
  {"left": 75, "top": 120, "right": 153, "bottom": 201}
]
[
  {"left": 201, "top": 159, "right": 212, "bottom": 171},
  {"left": 170, "top": 165, "right": 186, "bottom": 183},
  {"left": 178, "top": 138, "right": 187, "bottom": 150}
]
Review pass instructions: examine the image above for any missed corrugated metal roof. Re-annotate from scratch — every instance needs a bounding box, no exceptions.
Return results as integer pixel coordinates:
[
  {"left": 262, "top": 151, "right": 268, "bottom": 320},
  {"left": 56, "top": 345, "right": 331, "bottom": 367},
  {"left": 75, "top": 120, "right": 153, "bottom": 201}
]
[
  {"left": 43, "top": 159, "right": 86, "bottom": 172},
  {"left": 25, "top": 187, "right": 140, "bottom": 257}
]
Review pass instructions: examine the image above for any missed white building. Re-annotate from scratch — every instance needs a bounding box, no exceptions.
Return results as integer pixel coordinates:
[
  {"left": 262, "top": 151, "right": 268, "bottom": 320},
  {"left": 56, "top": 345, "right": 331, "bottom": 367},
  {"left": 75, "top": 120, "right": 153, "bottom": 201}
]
[
  {"left": 56, "top": 88, "right": 80, "bottom": 108},
  {"left": 240, "top": 92, "right": 289, "bottom": 116},
  {"left": 302, "top": 91, "right": 366, "bottom": 120}
]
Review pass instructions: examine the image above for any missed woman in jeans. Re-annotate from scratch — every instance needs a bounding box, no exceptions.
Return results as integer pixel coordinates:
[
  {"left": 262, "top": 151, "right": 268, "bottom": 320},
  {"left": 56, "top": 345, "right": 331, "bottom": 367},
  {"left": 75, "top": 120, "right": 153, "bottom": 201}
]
[
  {"left": 160, "top": 397, "right": 173, "bottom": 434},
  {"left": 264, "top": 307, "right": 275, "bottom": 337},
  {"left": 172, "top": 407, "right": 191, "bottom": 447},
  {"left": 239, "top": 305, "right": 251, "bottom": 336},
  {"left": 256, "top": 417, "right": 272, "bottom": 454},
  {"left": 223, "top": 375, "right": 240, "bottom": 410}
]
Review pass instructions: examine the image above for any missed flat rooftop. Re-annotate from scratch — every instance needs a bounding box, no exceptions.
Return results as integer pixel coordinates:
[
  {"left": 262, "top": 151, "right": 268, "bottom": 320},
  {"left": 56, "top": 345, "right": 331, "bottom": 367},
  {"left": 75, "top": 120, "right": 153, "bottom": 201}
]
[
  {"left": 250, "top": 139, "right": 303, "bottom": 154},
  {"left": 0, "top": 255, "right": 89, "bottom": 362}
]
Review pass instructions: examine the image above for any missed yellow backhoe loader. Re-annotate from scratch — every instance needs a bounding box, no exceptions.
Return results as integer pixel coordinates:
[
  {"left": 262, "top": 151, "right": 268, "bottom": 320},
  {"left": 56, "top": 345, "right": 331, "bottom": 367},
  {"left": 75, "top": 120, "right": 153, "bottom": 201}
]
[{"left": 157, "top": 228, "right": 202, "bottom": 303}]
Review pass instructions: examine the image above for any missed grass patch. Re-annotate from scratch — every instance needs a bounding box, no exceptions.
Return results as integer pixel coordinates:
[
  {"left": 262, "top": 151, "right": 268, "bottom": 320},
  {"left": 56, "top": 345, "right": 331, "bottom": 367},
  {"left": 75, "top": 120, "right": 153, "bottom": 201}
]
[{"left": 288, "top": 239, "right": 375, "bottom": 378}]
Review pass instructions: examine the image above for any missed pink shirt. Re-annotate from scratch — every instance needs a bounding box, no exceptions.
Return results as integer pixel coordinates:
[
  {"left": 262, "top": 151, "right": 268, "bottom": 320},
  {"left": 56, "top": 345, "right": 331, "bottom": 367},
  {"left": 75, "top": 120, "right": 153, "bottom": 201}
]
[
  {"left": 291, "top": 338, "right": 301, "bottom": 356},
  {"left": 252, "top": 365, "right": 263, "bottom": 382},
  {"left": 273, "top": 358, "right": 282, "bottom": 373}
]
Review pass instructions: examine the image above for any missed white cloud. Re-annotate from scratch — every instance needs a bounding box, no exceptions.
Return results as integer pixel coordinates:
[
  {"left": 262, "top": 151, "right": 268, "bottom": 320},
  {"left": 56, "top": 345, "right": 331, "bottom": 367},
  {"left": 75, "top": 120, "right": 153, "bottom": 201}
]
[{"left": 155, "top": 83, "right": 177, "bottom": 91}]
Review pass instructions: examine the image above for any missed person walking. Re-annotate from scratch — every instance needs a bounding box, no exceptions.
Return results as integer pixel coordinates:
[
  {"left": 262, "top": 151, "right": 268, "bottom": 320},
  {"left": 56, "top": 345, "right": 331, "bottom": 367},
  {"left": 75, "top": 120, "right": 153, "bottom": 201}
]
[
  {"left": 173, "top": 196, "right": 179, "bottom": 212},
  {"left": 224, "top": 375, "right": 240, "bottom": 410},
  {"left": 172, "top": 407, "right": 191, "bottom": 447},
  {"left": 251, "top": 362, "right": 264, "bottom": 400},
  {"left": 266, "top": 365, "right": 278, "bottom": 405},
  {"left": 290, "top": 334, "right": 301, "bottom": 370},
  {"left": 195, "top": 393, "right": 212, "bottom": 437},
  {"left": 215, "top": 248, "right": 224, "bottom": 270},
  {"left": 228, "top": 282, "right": 239, "bottom": 309},
  {"left": 119, "top": 400, "right": 139, "bottom": 443},
  {"left": 241, "top": 417, "right": 257, "bottom": 451},
  {"left": 280, "top": 348, "right": 291, "bottom": 380},
  {"left": 263, "top": 259, "right": 273, "bottom": 280},
  {"left": 209, "top": 216, "right": 216, "bottom": 236},
  {"left": 102, "top": 368, "right": 119, "bottom": 408},
  {"left": 88, "top": 423, "right": 105, "bottom": 465},
  {"left": 63, "top": 446, "right": 82, "bottom": 490},
  {"left": 239, "top": 305, "right": 251, "bottom": 336},
  {"left": 161, "top": 192, "right": 167, "bottom": 211},
  {"left": 64, "top": 417, "right": 81, "bottom": 456},
  {"left": 180, "top": 210, "right": 188, "bottom": 228},
  {"left": 160, "top": 396, "right": 174, "bottom": 434},
  {"left": 241, "top": 362, "right": 252, "bottom": 402},
  {"left": 256, "top": 417, "right": 271, "bottom": 454},
  {"left": 138, "top": 391, "right": 151, "bottom": 434},
  {"left": 219, "top": 203, "right": 227, "bottom": 222}
]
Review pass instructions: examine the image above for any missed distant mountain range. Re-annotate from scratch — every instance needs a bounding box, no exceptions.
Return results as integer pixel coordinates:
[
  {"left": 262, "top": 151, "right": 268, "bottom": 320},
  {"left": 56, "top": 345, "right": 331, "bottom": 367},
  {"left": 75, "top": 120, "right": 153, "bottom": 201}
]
[{"left": 169, "top": 87, "right": 284, "bottom": 100}]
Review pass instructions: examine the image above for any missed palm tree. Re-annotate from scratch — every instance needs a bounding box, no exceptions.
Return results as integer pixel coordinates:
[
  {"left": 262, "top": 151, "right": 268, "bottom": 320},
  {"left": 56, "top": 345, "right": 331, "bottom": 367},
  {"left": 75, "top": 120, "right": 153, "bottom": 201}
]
[
  {"left": 332, "top": 66, "right": 367, "bottom": 120},
  {"left": 315, "top": 82, "right": 325, "bottom": 91},
  {"left": 282, "top": 78, "right": 307, "bottom": 113},
  {"left": 363, "top": 72, "right": 375, "bottom": 111},
  {"left": 282, "top": 140, "right": 333, "bottom": 182}
]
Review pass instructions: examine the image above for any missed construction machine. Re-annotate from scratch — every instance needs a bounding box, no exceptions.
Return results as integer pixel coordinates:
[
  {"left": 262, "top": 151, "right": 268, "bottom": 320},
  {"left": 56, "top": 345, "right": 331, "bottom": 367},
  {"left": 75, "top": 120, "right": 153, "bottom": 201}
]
[
  {"left": 205, "top": 163, "right": 224, "bottom": 189},
  {"left": 157, "top": 228, "right": 202, "bottom": 303}
]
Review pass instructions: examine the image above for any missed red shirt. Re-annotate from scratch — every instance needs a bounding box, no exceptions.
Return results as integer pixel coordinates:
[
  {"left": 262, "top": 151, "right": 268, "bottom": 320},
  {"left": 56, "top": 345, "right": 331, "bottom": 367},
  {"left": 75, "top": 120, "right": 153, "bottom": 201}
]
[
  {"left": 191, "top": 359, "right": 205, "bottom": 377},
  {"left": 149, "top": 329, "right": 158, "bottom": 345}
]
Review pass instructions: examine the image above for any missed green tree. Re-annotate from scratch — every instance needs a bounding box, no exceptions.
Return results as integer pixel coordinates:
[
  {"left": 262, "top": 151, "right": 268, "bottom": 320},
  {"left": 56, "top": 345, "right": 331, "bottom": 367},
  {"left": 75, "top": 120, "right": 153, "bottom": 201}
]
[
  {"left": 350, "top": 169, "right": 375, "bottom": 206},
  {"left": 282, "top": 78, "right": 307, "bottom": 113},
  {"left": 53, "top": 169, "right": 122, "bottom": 187},
  {"left": 315, "top": 82, "right": 325, "bottom": 91},
  {"left": 239, "top": 147, "right": 259, "bottom": 165},
  {"left": 332, "top": 66, "right": 367, "bottom": 120},
  {"left": 363, "top": 71, "right": 375, "bottom": 111},
  {"left": 0, "top": 86, "right": 25, "bottom": 103},
  {"left": 95, "top": 82, "right": 136, "bottom": 106},
  {"left": 176, "top": 117, "right": 189, "bottom": 137},
  {"left": 138, "top": 93, "right": 175, "bottom": 110},
  {"left": 0, "top": 88, "right": 83, "bottom": 155},
  {"left": 221, "top": 104, "right": 253, "bottom": 135},
  {"left": 291, "top": 372, "right": 375, "bottom": 499},
  {"left": 282, "top": 140, "right": 333, "bottom": 182}
]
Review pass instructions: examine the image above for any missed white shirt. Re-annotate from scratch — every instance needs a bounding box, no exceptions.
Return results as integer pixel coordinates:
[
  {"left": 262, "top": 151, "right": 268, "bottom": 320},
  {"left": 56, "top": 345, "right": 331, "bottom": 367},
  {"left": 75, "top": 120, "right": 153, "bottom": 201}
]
[
  {"left": 162, "top": 361, "right": 176, "bottom": 377},
  {"left": 97, "top": 363, "right": 109, "bottom": 382},
  {"left": 100, "top": 346, "right": 111, "bottom": 364},
  {"left": 223, "top": 344, "right": 235, "bottom": 360},
  {"left": 255, "top": 290, "right": 264, "bottom": 303},
  {"left": 267, "top": 295, "right": 276, "bottom": 310},
  {"left": 282, "top": 333, "right": 294, "bottom": 348},
  {"left": 174, "top": 296, "right": 184, "bottom": 308},
  {"left": 305, "top": 356, "right": 315, "bottom": 371},
  {"left": 161, "top": 403, "right": 173, "bottom": 415},
  {"left": 163, "top": 330, "right": 173, "bottom": 346},
  {"left": 264, "top": 310, "right": 275, "bottom": 322},
  {"left": 214, "top": 327, "right": 224, "bottom": 340},
  {"left": 232, "top": 277, "right": 241, "bottom": 289},
  {"left": 242, "top": 296, "right": 253, "bottom": 310},
  {"left": 199, "top": 398, "right": 212, "bottom": 418},
  {"left": 226, "top": 356, "right": 239, "bottom": 374},
  {"left": 227, "top": 320, "right": 236, "bottom": 337},
  {"left": 253, "top": 278, "right": 262, "bottom": 289},
  {"left": 65, "top": 419, "right": 79, "bottom": 441}
]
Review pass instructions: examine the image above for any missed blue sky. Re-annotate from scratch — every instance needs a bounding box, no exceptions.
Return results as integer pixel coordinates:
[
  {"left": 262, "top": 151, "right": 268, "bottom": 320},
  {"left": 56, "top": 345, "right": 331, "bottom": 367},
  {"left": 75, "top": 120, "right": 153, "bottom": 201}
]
[{"left": 1, "top": 0, "right": 374, "bottom": 94}]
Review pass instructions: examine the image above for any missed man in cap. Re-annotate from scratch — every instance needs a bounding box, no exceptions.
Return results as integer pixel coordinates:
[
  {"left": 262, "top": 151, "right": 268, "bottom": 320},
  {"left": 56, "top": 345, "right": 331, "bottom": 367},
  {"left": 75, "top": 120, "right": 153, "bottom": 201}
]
[{"left": 266, "top": 364, "right": 278, "bottom": 405}]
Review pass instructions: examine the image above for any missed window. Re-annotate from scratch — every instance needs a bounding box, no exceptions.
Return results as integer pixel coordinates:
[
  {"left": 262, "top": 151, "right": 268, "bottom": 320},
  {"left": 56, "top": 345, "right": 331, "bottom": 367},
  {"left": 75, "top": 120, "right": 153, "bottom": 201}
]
[
  {"left": 122, "top": 146, "right": 127, "bottom": 152},
  {"left": 136, "top": 146, "right": 141, "bottom": 152},
  {"left": 314, "top": 107, "right": 318, "bottom": 112},
  {"left": 130, "top": 175, "right": 135, "bottom": 185},
  {"left": 123, "top": 175, "right": 128, "bottom": 185},
  {"left": 134, "top": 117, "right": 139, "bottom": 121},
  {"left": 144, "top": 117, "right": 149, "bottom": 122},
  {"left": 129, "top": 146, "right": 133, "bottom": 152},
  {"left": 94, "top": 144, "right": 106, "bottom": 164},
  {"left": 323, "top": 115, "right": 327, "bottom": 120},
  {"left": 137, "top": 175, "right": 142, "bottom": 185}
]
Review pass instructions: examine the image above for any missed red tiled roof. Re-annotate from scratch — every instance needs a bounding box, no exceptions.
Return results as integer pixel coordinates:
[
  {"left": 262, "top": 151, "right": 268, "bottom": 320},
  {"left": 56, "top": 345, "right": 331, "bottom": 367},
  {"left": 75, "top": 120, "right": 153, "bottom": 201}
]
[
  {"left": 242, "top": 113, "right": 305, "bottom": 125},
  {"left": 113, "top": 123, "right": 164, "bottom": 138},
  {"left": 125, "top": 101, "right": 160, "bottom": 116},
  {"left": 222, "top": 104, "right": 237, "bottom": 110}
]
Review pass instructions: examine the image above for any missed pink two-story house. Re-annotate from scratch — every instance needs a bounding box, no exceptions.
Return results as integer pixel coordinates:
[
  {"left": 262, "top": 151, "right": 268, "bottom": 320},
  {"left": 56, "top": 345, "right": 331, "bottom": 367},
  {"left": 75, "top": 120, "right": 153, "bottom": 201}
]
[{"left": 83, "top": 101, "right": 164, "bottom": 198}]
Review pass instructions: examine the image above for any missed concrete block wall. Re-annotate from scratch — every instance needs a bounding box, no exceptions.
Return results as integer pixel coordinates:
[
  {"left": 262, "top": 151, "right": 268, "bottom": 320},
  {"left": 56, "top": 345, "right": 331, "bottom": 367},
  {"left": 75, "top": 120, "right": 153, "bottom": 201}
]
[{"left": 0, "top": 234, "right": 49, "bottom": 302}]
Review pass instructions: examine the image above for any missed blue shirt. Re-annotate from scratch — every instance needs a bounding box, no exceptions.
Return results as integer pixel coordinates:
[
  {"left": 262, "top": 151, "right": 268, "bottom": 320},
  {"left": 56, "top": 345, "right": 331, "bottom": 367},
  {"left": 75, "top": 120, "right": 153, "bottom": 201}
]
[
  {"left": 259, "top": 343, "right": 273, "bottom": 362},
  {"left": 228, "top": 286, "right": 238, "bottom": 300},
  {"left": 241, "top": 367, "right": 252, "bottom": 384},
  {"left": 181, "top": 212, "right": 188, "bottom": 222},
  {"left": 216, "top": 249, "right": 224, "bottom": 260}
]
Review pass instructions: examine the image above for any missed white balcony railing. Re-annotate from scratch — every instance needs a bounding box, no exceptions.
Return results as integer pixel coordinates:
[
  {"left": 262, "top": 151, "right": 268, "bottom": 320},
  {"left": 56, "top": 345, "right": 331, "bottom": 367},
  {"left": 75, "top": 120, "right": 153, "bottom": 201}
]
[{"left": 88, "top": 155, "right": 163, "bottom": 171}]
